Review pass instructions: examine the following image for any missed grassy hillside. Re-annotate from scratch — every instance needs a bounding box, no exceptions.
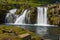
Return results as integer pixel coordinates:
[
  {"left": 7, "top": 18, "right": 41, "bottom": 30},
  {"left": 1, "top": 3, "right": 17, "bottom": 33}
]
[{"left": 0, "top": 0, "right": 60, "bottom": 8}]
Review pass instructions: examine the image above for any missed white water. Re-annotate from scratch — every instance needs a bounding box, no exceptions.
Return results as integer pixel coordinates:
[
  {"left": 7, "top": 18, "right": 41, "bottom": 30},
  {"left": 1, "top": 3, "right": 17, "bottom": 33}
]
[
  {"left": 5, "top": 9, "right": 18, "bottom": 23},
  {"left": 5, "top": 9, "right": 30, "bottom": 24},
  {"left": 14, "top": 9, "right": 28, "bottom": 24},
  {"left": 43, "top": 7, "right": 48, "bottom": 24},
  {"left": 36, "top": 7, "right": 48, "bottom": 36},
  {"left": 25, "top": 10, "right": 30, "bottom": 24},
  {"left": 37, "top": 7, "right": 44, "bottom": 24},
  {"left": 37, "top": 7, "right": 48, "bottom": 25},
  {"left": 9, "top": 9, "right": 17, "bottom": 14}
]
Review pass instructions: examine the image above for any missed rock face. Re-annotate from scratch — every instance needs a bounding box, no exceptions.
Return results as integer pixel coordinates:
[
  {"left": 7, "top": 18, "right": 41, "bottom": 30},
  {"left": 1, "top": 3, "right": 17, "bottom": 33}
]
[
  {"left": 48, "top": 4, "right": 60, "bottom": 25},
  {"left": 0, "top": 10, "right": 8, "bottom": 24},
  {"left": 29, "top": 7, "right": 37, "bottom": 24}
]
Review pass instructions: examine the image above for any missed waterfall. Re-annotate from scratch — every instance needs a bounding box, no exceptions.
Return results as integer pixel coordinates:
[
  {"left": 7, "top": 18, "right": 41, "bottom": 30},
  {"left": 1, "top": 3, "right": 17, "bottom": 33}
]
[
  {"left": 25, "top": 10, "right": 30, "bottom": 24},
  {"left": 5, "top": 9, "right": 30, "bottom": 24},
  {"left": 9, "top": 9, "right": 17, "bottom": 13},
  {"left": 43, "top": 7, "right": 48, "bottom": 24},
  {"left": 5, "top": 7, "right": 48, "bottom": 25},
  {"left": 14, "top": 9, "right": 28, "bottom": 24},
  {"left": 5, "top": 9, "right": 18, "bottom": 23},
  {"left": 36, "top": 7, "right": 48, "bottom": 36},
  {"left": 5, "top": 7, "right": 54, "bottom": 37},
  {"left": 37, "top": 7, "right": 44, "bottom": 24},
  {"left": 37, "top": 7, "right": 48, "bottom": 25}
]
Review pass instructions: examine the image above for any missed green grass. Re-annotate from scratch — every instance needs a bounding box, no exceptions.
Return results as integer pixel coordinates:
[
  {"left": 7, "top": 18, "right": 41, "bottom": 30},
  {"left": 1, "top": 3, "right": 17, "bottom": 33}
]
[
  {"left": 0, "top": 25, "right": 43, "bottom": 40},
  {"left": 0, "top": 0, "right": 46, "bottom": 7}
]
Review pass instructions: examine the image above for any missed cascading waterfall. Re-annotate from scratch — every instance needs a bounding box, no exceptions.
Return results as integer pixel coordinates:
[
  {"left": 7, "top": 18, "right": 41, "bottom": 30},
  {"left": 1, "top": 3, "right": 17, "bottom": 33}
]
[
  {"left": 5, "top": 9, "right": 30, "bottom": 24},
  {"left": 5, "top": 7, "right": 48, "bottom": 25},
  {"left": 43, "top": 7, "right": 48, "bottom": 24},
  {"left": 5, "top": 9, "right": 18, "bottom": 23},
  {"left": 37, "top": 7, "right": 48, "bottom": 25},
  {"left": 37, "top": 7, "right": 44, "bottom": 24},
  {"left": 25, "top": 10, "right": 30, "bottom": 24},
  {"left": 5, "top": 7, "right": 51, "bottom": 36},
  {"left": 14, "top": 9, "right": 30, "bottom": 24},
  {"left": 14, "top": 9, "right": 28, "bottom": 24},
  {"left": 36, "top": 7, "right": 48, "bottom": 36}
]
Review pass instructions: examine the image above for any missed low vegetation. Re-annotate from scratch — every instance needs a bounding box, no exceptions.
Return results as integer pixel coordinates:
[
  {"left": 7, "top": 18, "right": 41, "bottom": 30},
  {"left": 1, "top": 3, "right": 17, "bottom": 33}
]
[
  {"left": 48, "top": 4, "right": 60, "bottom": 25},
  {"left": 0, "top": 25, "right": 43, "bottom": 40}
]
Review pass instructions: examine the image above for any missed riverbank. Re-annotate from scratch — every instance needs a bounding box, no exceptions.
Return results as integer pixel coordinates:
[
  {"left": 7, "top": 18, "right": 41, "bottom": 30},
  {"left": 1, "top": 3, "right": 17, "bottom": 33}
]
[{"left": 0, "top": 25, "right": 43, "bottom": 40}]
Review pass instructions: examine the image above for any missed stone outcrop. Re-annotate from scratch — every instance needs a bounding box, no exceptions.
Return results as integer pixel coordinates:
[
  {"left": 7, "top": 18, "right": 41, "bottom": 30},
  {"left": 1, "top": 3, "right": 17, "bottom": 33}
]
[{"left": 48, "top": 4, "right": 60, "bottom": 25}]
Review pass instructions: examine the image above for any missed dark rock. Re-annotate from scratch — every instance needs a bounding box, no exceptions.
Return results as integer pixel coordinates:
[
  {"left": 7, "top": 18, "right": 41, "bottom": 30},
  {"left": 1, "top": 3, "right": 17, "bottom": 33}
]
[{"left": 0, "top": 10, "right": 8, "bottom": 24}]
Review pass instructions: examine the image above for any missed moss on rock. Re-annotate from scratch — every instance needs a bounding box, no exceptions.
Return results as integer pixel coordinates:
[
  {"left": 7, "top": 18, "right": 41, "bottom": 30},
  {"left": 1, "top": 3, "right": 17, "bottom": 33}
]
[
  {"left": 0, "top": 25, "right": 43, "bottom": 40},
  {"left": 48, "top": 5, "right": 60, "bottom": 25},
  {"left": 29, "top": 7, "right": 37, "bottom": 24}
]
